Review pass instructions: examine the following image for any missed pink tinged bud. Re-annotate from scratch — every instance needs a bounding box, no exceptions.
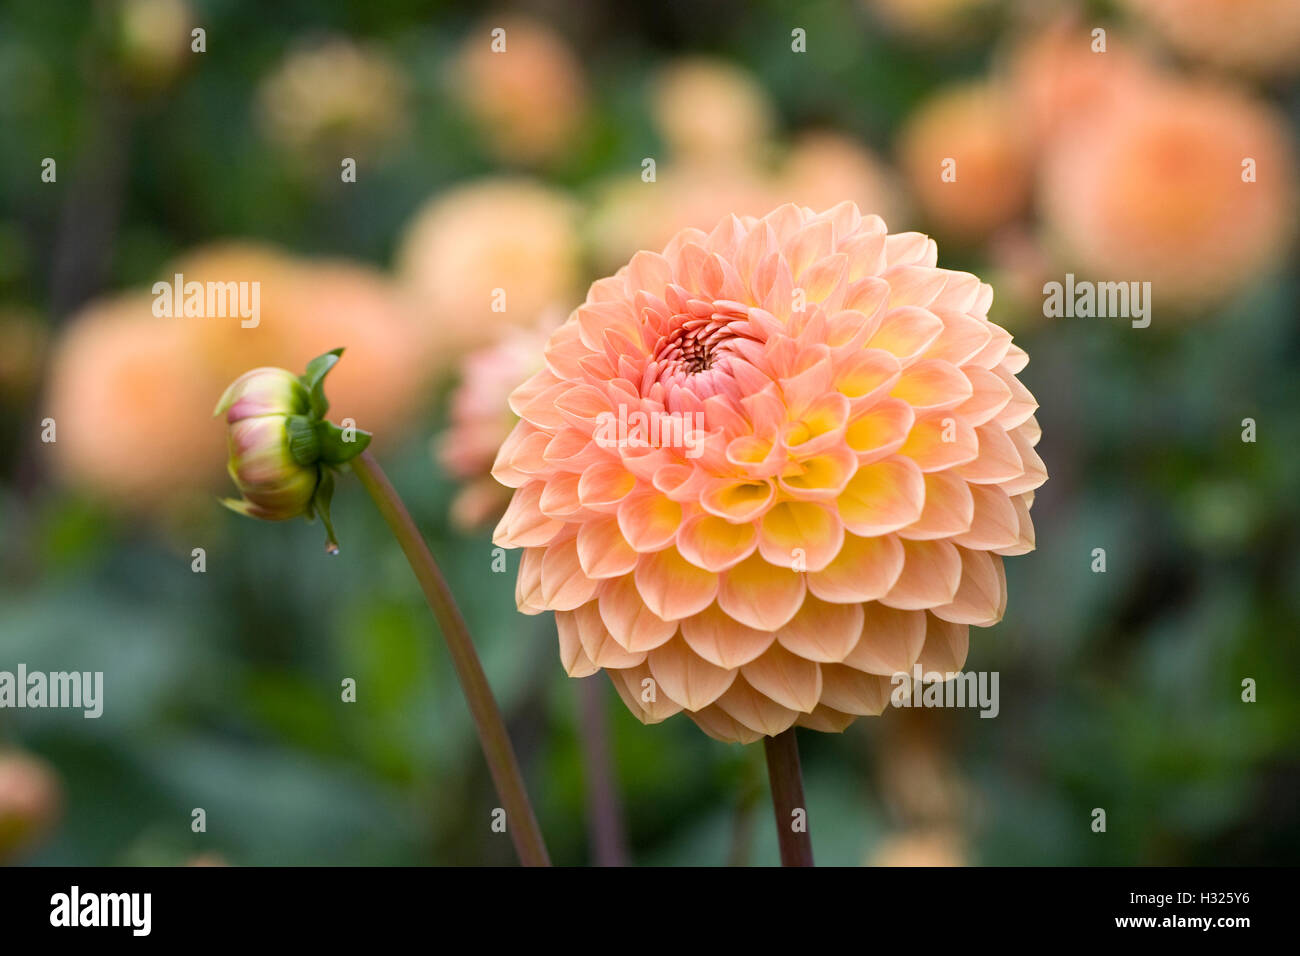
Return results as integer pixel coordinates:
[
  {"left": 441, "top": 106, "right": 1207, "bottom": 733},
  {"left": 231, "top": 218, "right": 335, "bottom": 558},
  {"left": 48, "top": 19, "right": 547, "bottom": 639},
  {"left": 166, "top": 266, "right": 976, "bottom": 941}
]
[
  {"left": 214, "top": 366, "right": 308, "bottom": 424},
  {"left": 216, "top": 349, "right": 357, "bottom": 551},
  {"left": 223, "top": 415, "right": 318, "bottom": 520}
]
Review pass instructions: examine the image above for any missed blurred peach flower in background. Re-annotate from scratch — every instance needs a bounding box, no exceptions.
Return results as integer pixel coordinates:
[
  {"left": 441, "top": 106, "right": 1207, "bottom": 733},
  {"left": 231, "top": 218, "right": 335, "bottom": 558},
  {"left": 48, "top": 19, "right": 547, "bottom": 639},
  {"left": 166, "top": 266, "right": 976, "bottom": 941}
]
[
  {"left": 492, "top": 203, "right": 1044, "bottom": 743},
  {"left": 1040, "top": 79, "right": 1297, "bottom": 309},
  {"left": 586, "top": 165, "right": 774, "bottom": 276},
  {"left": 0, "top": 750, "right": 63, "bottom": 864},
  {"left": 586, "top": 59, "right": 780, "bottom": 274},
  {"left": 397, "top": 179, "right": 582, "bottom": 359},
  {"left": 869, "top": 829, "right": 965, "bottom": 866},
  {"left": 113, "top": 0, "right": 193, "bottom": 94},
  {"left": 1119, "top": 0, "right": 1300, "bottom": 77},
  {"left": 1003, "top": 19, "right": 1161, "bottom": 155},
  {"left": 864, "top": 0, "right": 994, "bottom": 43},
  {"left": 587, "top": 57, "right": 911, "bottom": 282},
  {"left": 47, "top": 292, "right": 220, "bottom": 509},
  {"left": 453, "top": 15, "right": 587, "bottom": 167},
  {"left": 174, "top": 244, "right": 431, "bottom": 435},
  {"left": 775, "top": 131, "right": 908, "bottom": 229},
  {"left": 46, "top": 244, "right": 429, "bottom": 512},
  {"left": 877, "top": 709, "right": 968, "bottom": 828},
  {"left": 650, "top": 58, "right": 775, "bottom": 166},
  {"left": 899, "top": 81, "right": 1033, "bottom": 243},
  {"left": 438, "top": 310, "right": 564, "bottom": 531},
  {"left": 257, "top": 36, "right": 408, "bottom": 162}
]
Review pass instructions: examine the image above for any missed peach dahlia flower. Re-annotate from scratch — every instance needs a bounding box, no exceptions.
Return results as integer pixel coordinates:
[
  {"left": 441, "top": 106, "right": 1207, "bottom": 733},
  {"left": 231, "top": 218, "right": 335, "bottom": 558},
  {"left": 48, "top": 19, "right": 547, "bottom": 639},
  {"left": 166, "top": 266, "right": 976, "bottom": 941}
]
[{"left": 492, "top": 203, "right": 1045, "bottom": 743}]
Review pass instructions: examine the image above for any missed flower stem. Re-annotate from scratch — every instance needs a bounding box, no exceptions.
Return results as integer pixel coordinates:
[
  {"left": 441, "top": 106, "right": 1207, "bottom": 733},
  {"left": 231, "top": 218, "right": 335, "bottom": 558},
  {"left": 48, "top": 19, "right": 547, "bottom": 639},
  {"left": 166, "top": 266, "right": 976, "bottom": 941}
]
[
  {"left": 763, "top": 728, "right": 814, "bottom": 867},
  {"left": 576, "top": 675, "right": 629, "bottom": 866},
  {"left": 351, "top": 451, "right": 550, "bottom": 867}
]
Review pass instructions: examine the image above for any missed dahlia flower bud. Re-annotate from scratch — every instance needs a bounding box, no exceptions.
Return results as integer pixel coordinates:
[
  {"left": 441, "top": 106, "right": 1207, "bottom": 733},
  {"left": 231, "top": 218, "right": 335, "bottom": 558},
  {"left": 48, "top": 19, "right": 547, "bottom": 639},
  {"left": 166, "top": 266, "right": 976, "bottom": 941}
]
[
  {"left": 215, "top": 349, "right": 372, "bottom": 551},
  {"left": 223, "top": 412, "right": 320, "bottom": 520},
  {"left": 218, "top": 365, "right": 307, "bottom": 423},
  {"left": 492, "top": 203, "right": 1046, "bottom": 744}
]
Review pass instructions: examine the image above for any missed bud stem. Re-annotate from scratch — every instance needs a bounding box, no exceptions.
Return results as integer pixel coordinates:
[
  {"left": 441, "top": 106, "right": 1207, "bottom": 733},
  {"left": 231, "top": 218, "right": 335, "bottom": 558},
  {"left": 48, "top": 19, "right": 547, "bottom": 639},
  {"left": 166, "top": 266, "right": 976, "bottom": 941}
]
[
  {"left": 351, "top": 450, "right": 550, "bottom": 867},
  {"left": 763, "top": 727, "right": 814, "bottom": 867}
]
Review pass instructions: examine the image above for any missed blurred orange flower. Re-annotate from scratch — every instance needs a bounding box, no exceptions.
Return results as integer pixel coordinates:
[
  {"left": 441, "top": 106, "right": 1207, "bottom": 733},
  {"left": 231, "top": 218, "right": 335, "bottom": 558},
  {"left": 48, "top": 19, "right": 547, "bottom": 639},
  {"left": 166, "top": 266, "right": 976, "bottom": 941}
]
[
  {"left": 586, "top": 165, "right": 774, "bottom": 276},
  {"left": 1004, "top": 19, "right": 1161, "bottom": 154},
  {"left": 869, "top": 829, "right": 965, "bottom": 866},
  {"left": 1040, "top": 79, "right": 1297, "bottom": 309},
  {"left": 454, "top": 15, "right": 587, "bottom": 166},
  {"left": 492, "top": 203, "right": 1044, "bottom": 743},
  {"left": 1119, "top": 0, "right": 1300, "bottom": 77},
  {"left": 174, "top": 244, "right": 431, "bottom": 435},
  {"left": 865, "top": 0, "right": 994, "bottom": 43},
  {"left": 397, "top": 179, "right": 582, "bottom": 359},
  {"left": 775, "top": 131, "right": 908, "bottom": 229},
  {"left": 47, "top": 292, "right": 220, "bottom": 509},
  {"left": 650, "top": 58, "right": 775, "bottom": 166},
  {"left": 47, "top": 244, "right": 430, "bottom": 512},
  {"left": 898, "top": 81, "right": 1033, "bottom": 243}
]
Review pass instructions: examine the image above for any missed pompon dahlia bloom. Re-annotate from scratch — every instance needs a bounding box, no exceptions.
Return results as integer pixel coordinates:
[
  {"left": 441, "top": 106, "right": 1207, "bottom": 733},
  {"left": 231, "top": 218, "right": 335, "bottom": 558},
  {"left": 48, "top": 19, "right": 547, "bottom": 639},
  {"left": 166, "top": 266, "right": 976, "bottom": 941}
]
[{"left": 492, "top": 203, "right": 1045, "bottom": 743}]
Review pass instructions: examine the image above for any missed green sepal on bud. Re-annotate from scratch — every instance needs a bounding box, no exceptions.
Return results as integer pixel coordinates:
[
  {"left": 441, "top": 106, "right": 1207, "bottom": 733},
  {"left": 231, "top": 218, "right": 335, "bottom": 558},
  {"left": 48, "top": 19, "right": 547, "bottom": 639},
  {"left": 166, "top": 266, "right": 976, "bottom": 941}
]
[
  {"left": 216, "top": 348, "right": 370, "bottom": 554},
  {"left": 307, "top": 468, "right": 340, "bottom": 555},
  {"left": 301, "top": 348, "right": 342, "bottom": 420},
  {"left": 285, "top": 415, "right": 371, "bottom": 469},
  {"left": 316, "top": 419, "right": 372, "bottom": 465},
  {"left": 286, "top": 415, "right": 321, "bottom": 466}
]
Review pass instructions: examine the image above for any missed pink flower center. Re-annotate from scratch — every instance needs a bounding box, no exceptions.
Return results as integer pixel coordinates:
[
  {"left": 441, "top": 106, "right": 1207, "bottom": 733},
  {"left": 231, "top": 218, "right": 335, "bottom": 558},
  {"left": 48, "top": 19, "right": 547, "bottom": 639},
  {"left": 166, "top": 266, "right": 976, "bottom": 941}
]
[
  {"left": 652, "top": 306, "right": 759, "bottom": 382},
  {"left": 658, "top": 316, "right": 731, "bottom": 373}
]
